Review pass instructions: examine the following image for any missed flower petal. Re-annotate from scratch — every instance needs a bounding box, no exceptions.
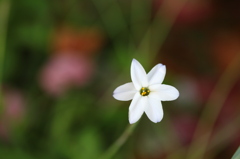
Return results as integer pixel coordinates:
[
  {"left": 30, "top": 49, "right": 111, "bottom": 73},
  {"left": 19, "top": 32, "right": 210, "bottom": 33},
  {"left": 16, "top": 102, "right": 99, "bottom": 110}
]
[
  {"left": 113, "top": 82, "right": 137, "bottom": 101},
  {"left": 129, "top": 93, "right": 146, "bottom": 124},
  {"left": 147, "top": 64, "right": 166, "bottom": 85},
  {"left": 131, "top": 59, "right": 148, "bottom": 90},
  {"left": 145, "top": 96, "right": 163, "bottom": 123},
  {"left": 149, "top": 84, "right": 179, "bottom": 101}
]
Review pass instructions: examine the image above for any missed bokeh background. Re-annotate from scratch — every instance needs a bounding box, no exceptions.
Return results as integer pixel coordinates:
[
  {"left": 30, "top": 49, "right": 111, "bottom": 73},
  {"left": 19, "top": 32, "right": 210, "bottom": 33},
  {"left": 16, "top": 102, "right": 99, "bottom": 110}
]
[{"left": 0, "top": 0, "right": 240, "bottom": 158}]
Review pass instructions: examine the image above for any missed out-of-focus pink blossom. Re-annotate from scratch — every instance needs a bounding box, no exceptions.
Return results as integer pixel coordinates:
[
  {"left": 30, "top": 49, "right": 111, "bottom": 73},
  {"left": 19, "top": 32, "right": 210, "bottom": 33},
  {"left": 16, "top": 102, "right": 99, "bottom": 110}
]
[
  {"left": 0, "top": 88, "right": 25, "bottom": 140},
  {"left": 0, "top": 121, "right": 8, "bottom": 141},
  {"left": 2, "top": 89, "right": 25, "bottom": 121},
  {"left": 3, "top": 89, "right": 25, "bottom": 120},
  {"left": 40, "top": 53, "right": 94, "bottom": 96}
]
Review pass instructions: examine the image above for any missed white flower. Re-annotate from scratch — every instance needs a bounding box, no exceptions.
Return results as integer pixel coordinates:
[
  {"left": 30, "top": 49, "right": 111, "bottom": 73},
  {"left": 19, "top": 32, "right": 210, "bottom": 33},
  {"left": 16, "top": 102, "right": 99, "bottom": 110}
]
[{"left": 113, "top": 59, "right": 179, "bottom": 124}]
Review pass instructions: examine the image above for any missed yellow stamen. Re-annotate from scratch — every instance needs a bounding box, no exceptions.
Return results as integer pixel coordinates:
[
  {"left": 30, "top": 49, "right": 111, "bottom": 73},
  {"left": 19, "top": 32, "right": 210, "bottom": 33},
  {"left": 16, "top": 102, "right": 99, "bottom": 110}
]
[{"left": 140, "top": 87, "right": 150, "bottom": 96}]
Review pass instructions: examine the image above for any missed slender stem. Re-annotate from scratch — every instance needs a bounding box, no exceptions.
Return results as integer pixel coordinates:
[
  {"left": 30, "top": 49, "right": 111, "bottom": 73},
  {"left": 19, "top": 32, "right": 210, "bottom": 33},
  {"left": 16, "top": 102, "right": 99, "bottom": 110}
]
[
  {"left": 99, "top": 123, "right": 138, "bottom": 159},
  {"left": 0, "top": 0, "right": 10, "bottom": 113},
  {"left": 186, "top": 53, "right": 240, "bottom": 159}
]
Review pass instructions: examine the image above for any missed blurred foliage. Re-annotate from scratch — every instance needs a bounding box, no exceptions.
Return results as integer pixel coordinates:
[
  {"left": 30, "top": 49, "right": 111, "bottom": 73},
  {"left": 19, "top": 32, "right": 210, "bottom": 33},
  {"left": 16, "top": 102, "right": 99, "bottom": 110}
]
[{"left": 0, "top": 0, "right": 240, "bottom": 159}]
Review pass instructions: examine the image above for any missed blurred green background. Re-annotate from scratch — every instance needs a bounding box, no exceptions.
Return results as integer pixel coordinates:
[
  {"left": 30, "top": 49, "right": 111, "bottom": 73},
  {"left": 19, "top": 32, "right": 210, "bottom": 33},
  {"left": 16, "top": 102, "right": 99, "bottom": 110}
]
[{"left": 0, "top": 0, "right": 240, "bottom": 158}]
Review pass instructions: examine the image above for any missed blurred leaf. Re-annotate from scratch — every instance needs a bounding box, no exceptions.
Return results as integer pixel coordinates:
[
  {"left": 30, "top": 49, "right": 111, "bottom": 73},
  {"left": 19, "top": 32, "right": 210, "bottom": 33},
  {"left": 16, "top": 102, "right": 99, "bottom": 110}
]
[
  {"left": 14, "top": 24, "right": 50, "bottom": 50},
  {"left": 7, "top": 0, "right": 52, "bottom": 53},
  {"left": 232, "top": 147, "right": 240, "bottom": 159},
  {"left": 69, "top": 127, "right": 103, "bottom": 159},
  {"left": 49, "top": 91, "right": 95, "bottom": 157},
  {"left": 91, "top": 0, "right": 127, "bottom": 37},
  {"left": 130, "top": 0, "right": 151, "bottom": 43},
  {"left": 0, "top": 147, "right": 32, "bottom": 159},
  {"left": 50, "top": 92, "right": 92, "bottom": 138}
]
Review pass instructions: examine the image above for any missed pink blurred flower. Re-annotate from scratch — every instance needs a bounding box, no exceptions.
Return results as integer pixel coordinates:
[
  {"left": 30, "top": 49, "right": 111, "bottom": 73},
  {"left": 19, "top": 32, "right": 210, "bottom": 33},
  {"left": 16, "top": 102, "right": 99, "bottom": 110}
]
[
  {"left": 2, "top": 89, "right": 25, "bottom": 121},
  {"left": 0, "top": 88, "right": 25, "bottom": 140},
  {"left": 40, "top": 53, "right": 94, "bottom": 96},
  {"left": 0, "top": 121, "right": 8, "bottom": 141}
]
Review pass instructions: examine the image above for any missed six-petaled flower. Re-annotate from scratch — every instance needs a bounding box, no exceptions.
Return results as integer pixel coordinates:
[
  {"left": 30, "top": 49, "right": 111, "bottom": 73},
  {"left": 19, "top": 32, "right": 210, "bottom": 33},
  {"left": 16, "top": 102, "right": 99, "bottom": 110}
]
[{"left": 113, "top": 59, "right": 179, "bottom": 124}]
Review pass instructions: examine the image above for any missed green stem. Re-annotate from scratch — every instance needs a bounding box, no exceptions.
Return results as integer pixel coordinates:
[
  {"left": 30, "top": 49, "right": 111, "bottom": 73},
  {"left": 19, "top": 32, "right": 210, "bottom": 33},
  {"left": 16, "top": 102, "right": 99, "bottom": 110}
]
[
  {"left": 99, "top": 123, "right": 138, "bottom": 159},
  {"left": 0, "top": 0, "right": 10, "bottom": 113}
]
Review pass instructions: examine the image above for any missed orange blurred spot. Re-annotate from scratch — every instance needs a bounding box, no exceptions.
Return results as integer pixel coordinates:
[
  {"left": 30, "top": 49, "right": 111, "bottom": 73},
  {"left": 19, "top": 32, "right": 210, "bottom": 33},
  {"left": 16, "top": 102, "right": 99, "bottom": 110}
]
[{"left": 51, "top": 26, "right": 104, "bottom": 56}]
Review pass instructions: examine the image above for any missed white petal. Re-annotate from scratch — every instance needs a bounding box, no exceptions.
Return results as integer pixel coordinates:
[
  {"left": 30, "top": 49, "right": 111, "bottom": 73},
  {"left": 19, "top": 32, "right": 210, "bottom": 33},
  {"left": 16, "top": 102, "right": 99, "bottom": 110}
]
[
  {"left": 147, "top": 64, "right": 166, "bottom": 85},
  {"left": 147, "top": 91, "right": 162, "bottom": 101},
  {"left": 113, "top": 82, "right": 137, "bottom": 101},
  {"left": 145, "top": 96, "right": 163, "bottom": 123},
  {"left": 131, "top": 59, "right": 148, "bottom": 90},
  {"left": 149, "top": 84, "right": 179, "bottom": 101},
  {"left": 129, "top": 93, "right": 147, "bottom": 124}
]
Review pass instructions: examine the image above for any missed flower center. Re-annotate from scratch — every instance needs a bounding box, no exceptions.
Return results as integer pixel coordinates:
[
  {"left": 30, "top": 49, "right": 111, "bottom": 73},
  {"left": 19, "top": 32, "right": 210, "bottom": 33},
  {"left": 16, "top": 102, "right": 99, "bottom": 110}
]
[{"left": 140, "top": 87, "right": 150, "bottom": 96}]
